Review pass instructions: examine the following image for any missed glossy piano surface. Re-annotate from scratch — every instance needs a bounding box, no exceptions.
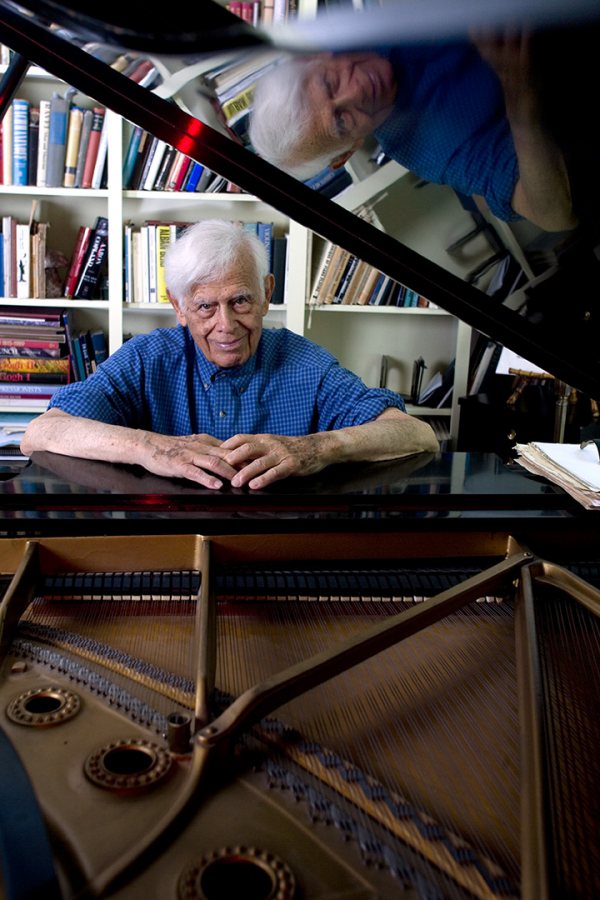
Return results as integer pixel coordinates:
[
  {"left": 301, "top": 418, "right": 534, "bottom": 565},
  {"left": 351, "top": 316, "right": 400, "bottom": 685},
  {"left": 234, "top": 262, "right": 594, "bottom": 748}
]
[{"left": 0, "top": 450, "right": 592, "bottom": 535}]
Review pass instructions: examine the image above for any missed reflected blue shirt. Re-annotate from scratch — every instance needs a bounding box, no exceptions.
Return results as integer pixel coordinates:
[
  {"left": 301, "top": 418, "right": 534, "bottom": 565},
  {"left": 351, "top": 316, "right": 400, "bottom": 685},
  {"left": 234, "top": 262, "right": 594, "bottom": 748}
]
[
  {"left": 374, "top": 42, "right": 520, "bottom": 221},
  {"left": 49, "top": 326, "right": 405, "bottom": 436}
]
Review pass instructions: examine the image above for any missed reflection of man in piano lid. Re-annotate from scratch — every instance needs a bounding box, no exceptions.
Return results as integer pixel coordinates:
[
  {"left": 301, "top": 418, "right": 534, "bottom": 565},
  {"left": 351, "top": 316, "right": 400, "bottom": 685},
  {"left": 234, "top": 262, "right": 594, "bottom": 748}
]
[
  {"left": 249, "top": 31, "right": 577, "bottom": 233},
  {"left": 21, "top": 220, "right": 438, "bottom": 490}
]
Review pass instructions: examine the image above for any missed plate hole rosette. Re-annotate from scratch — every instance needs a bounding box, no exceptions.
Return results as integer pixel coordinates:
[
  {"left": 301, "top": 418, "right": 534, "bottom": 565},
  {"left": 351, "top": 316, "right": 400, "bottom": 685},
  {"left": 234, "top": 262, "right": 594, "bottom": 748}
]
[
  {"left": 84, "top": 738, "right": 172, "bottom": 793},
  {"left": 6, "top": 687, "right": 81, "bottom": 727},
  {"left": 178, "top": 846, "right": 296, "bottom": 900}
]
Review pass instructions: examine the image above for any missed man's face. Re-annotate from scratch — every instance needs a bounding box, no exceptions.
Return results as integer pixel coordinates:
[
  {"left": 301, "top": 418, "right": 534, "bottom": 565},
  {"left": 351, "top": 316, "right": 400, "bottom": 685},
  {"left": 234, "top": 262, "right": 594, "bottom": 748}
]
[
  {"left": 172, "top": 252, "right": 273, "bottom": 368},
  {"left": 301, "top": 52, "right": 397, "bottom": 164}
]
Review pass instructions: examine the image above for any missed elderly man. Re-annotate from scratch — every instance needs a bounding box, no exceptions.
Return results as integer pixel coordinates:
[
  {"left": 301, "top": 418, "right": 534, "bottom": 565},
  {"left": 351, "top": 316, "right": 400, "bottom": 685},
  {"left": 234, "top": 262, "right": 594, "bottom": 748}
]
[
  {"left": 21, "top": 220, "right": 438, "bottom": 490},
  {"left": 248, "top": 33, "right": 576, "bottom": 233}
]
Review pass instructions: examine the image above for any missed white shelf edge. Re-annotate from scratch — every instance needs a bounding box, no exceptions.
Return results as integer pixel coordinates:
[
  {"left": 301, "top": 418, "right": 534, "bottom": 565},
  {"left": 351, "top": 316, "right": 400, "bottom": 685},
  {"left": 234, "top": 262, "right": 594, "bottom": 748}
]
[
  {"left": 0, "top": 185, "right": 109, "bottom": 198},
  {"left": 306, "top": 304, "right": 450, "bottom": 315}
]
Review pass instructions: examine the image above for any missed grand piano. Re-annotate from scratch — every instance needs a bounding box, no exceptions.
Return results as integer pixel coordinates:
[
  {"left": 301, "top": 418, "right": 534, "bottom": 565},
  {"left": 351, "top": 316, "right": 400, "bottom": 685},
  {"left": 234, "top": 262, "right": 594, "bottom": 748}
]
[{"left": 0, "top": 3, "right": 599, "bottom": 899}]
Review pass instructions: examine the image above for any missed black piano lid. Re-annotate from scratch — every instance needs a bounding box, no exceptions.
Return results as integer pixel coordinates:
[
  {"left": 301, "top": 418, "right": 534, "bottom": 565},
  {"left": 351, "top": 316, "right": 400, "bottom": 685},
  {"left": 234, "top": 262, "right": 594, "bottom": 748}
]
[{"left": 0, "top": 0, "right": 599, "bottom": 395}]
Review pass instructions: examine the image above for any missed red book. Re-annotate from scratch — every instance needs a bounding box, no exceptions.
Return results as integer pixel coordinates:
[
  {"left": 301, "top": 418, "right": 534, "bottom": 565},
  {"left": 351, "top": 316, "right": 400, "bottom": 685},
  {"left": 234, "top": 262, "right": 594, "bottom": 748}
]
[
  {"left": 63, "top": 226, "right": 92, "bottom": 298},
  {"left": 165, "top": 152, "right": 191, "bottom": 192},
  {"left": 80, "top": 108, "right": 105, "bottom": 189}
]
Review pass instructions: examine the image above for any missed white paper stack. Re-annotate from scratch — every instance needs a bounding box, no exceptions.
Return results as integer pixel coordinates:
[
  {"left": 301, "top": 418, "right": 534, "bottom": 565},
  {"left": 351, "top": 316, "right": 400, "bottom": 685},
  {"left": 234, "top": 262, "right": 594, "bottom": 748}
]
[{"left": 515, "top": 441, "right": 600, "bottom": 509}]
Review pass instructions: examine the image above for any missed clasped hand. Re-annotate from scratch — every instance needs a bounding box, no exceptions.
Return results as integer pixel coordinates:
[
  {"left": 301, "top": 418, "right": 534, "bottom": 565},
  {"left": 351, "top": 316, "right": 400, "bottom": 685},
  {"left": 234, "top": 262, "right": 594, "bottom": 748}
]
[{"left": 144, "top": 432, "right": 327, "bottom": 491}]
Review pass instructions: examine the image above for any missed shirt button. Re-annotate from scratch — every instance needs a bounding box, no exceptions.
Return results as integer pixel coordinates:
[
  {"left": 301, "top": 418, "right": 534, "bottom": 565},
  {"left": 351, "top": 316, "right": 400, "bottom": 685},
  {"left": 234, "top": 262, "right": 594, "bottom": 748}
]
[
  {"left": 219, "top": 410, "right": 227, "bottom": 417},
  {"left": 203, "top": 383, "right": 209, "bottom": 389}
]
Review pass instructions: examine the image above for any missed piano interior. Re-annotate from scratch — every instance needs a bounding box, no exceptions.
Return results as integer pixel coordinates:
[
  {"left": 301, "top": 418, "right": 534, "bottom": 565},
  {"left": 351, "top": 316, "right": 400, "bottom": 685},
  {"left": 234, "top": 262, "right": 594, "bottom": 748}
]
[{"left": 0, "top": 530, "right": 598, "bottom": 899}]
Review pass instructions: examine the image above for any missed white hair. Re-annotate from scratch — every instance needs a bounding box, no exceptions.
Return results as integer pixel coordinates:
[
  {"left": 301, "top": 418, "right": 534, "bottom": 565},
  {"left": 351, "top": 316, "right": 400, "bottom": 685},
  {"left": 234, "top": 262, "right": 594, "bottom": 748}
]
[
  {"left": 249, "top": 57, "right": 349, "bottom": 181},
  {"left": 164, "top": 219, "right": 269, "bottom": 306}
]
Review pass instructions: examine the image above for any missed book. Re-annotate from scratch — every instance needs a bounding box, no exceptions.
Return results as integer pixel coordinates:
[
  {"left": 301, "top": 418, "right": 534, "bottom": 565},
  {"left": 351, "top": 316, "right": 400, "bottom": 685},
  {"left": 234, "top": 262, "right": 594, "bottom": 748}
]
[
  {"left": 257, "top": 222, "right": 273, "bottom": 270},
  {"left": 90, "top": 113, "right": 109, "bottom": 189},
  {"left": 155, "top": 224, "right": 172, "bottom": 304},
  {"left": 73, "top": 108, "right": 93, "bottom": 188},
  {"left": 0, "top": 338, "right": 64, "bottom": 358},
  {"left": 36, "top": 99, "right": 51, "bottom": 187},
  {"left": 129, "top": 130, "right": 155, "bottom": 190},
  {"left": 152, "top": 144, "right": 178, "bottom": 192},
  {"left": 0, "top": 307, "right": 63, "bottom": 327},
  {"left": 0, "top": 357, "right": 70, "bottom": 374},
  {"left": 165, "top": 151, "right": 191, "bottom": 192},
  {"left": 11, "top": 97, "right": 30, "bottom": 186},
  {"left": 0, "top": 382, "right": 61, "bottom": 396},
  {"left": 1, "top": 102, "right": 12, "bottom": 185},
  {"left": 0, "top": 395, "right": 56, "bottom": 408},
  {"left": 60, "top": 308, "right": 79, "bottom": 381},
  {"left": 183, "top": 160, "right": 204, "bottom": 192},
  {"left": 27, "top": 106, "right": 40, "bottom": 186},
  {"left": 0, "top": 371, "right": 68, "bottom": 384},
  {"left": 270, "top": 235, "right": 287, "bottom": 304},
  {"left": 15, "top": 223, "right": 31, "bottom": 299},
  {"left": 1, "top": 215, "right": 16, "bottom": 298},
  {"left": 142, "top": 139, "right": 168, "bottom": 191},
  {"left": 122, "top": 123, "right": 144, "bottom": 188},
  {"left": 63, "top": 105, "right": 84, "bottom": 187},
  {"left": 78, "top": 332, "right": 93, "bottom": 377},
  {"left": 63, "top": 225, "right": 92, "bottom": 298},
  {"left": 80, "top": 107, "right": 105, "bottom": 189},
  {"left": 89, "top": 330, "right": 108, "bottom": 367},
  {"left": 45, "top": 89, "right": 74, "bottom": 188},
  {"left": 73, "top": 216, "right": 108, "bottom": 299}
]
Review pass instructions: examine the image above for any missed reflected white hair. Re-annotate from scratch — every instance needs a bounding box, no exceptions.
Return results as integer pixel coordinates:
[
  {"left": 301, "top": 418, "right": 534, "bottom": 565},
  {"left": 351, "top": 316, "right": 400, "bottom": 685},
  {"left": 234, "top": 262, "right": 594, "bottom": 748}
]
[
  {"left": 164, "top": 219, "right": 269, "bottom": 307},
  {"left": 249, "top": 57, "right": 350, "bottom": 181}
]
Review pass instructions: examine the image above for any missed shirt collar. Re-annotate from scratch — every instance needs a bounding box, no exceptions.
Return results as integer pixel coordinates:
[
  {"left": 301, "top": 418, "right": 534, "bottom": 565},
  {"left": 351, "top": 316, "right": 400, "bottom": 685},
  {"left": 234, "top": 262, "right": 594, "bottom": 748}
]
[{"left": 194, "top": 335, "right": 260, "bottom": 391}]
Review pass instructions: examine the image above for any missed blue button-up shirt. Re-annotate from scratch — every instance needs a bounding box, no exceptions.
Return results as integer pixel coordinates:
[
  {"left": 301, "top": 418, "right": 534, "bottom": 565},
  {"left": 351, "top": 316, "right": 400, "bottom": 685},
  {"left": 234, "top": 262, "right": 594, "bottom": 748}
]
[{"left": 49, "top": 326, "right": 405, "bottom": 436}]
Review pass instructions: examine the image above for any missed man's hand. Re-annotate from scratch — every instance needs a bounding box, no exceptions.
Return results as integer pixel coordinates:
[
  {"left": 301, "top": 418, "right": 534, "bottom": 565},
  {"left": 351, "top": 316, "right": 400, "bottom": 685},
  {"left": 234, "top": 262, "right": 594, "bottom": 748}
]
[
  {"left": 221, "top": 433, "right": 329, "bottom": 490},
  {"left": 136, "top": 432, "right": 239, "bottom": 489}
]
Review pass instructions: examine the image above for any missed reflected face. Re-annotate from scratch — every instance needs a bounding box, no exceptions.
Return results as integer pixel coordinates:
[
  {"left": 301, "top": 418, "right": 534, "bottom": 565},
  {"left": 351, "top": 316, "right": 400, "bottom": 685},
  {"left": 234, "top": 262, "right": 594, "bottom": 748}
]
[
  {"left": 301, "top": 52, "right": 397, "bottom": 161},
  {"left": 172, "top": 253, "right": 273, "bottom": 368}
]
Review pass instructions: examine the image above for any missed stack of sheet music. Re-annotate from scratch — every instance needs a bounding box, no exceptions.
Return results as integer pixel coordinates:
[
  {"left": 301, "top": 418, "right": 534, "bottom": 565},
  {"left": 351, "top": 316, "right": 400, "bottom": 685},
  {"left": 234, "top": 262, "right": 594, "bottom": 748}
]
[{"left": 515, "top": 441, "right": 600, "bottom": 509}]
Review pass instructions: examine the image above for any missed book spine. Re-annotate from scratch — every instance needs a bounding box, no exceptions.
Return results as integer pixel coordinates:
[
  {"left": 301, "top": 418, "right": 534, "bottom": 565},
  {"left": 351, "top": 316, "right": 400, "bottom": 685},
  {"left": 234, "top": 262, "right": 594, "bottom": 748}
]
[
  {"left": 73, "top": 218, "right": 109, "bottom": 299},
  {"left": 63, "top": 226, "right": 92, "bottom": 298},
  {"left": 1, "top": 104, "right": 12, "bottom": 186},
  {"left": 11, "top": 98, "right": 30, "bottom": 187},
  {"left": 73, "top": 108, "right": 93, "bottom": 188},
  {"left": 36, "top": 99, "right": 51, "bottom": 188},
  {"left": 90, "top": 115, "right": 109, "bottom": 189},
  {"left": 0, "top": 382, "right": 60, "bottom": 395},
  {"left": 45, "top": 91, "right": 70, "bottom": 188},
  {"left": 89, "top": 330, "right": 108, "bottom": 366},
  {"left": 183, "top": 161, "right": 204, "bottom": 192},
  {"left": 27, "top": 106, "right": 40, "bottom": 186},
  {"left": 142, "top": 139, "right": 168, "bottom": 191},
  {"left": 15, "top": 224, "right": 31, "bottom": 300},
  {"left": 81, "top": 107, "right": 105, "bottom": 189},
  {"left": 155, "top": 225, "right": 172, "bottom": 303},
  {"left": 63, "top": 106, "right": 84, "bottom": 188},
  {"left": 0, "top": 357, "right": 70, "bottom": 373},
  {"left": 152, "top": 145, "right": 177, "bottom": 192},
  {"left": 257, "top": 222, "right": 273, "bottom": 271},
  {"left": 0, "top": 370, "right": 67, "bottom": 384},
  {"left": 122, "top": 124, "right": 144, "bottom": 189}
]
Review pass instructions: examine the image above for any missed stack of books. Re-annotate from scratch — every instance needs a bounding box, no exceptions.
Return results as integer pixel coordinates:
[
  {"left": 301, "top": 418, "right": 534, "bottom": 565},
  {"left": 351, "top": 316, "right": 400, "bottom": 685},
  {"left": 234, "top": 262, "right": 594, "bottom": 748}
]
[{"left": 0, "top": 307, "right": 70, "bottom": 408}]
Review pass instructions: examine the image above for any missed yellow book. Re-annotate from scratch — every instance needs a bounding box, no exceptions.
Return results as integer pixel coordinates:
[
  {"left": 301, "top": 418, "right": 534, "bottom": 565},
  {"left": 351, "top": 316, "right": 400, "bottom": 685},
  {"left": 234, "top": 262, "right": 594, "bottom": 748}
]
[{"left": 155, "top": 224, "right": 172, "bottom": 304}]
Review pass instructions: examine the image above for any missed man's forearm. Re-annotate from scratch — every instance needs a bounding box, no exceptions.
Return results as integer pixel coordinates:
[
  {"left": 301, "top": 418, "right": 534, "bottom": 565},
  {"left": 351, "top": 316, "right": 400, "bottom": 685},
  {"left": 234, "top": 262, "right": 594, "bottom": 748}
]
[
  {"left": 21, "top": 410, "right": 147, "bottom": 465},
  {"left": 317, "top": 409, "right": 439, "bottom": 466}
]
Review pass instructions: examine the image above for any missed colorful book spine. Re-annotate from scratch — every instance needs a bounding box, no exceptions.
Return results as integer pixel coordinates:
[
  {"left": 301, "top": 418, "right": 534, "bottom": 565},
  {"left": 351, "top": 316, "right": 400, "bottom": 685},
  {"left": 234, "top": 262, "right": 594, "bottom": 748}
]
[
  {"left": 2, "top": 103, "right": 12, "bottom": 186},
  {"left": 155, "top": 225, "right": 172, "bottom": 304},
  {"left": 80, "top": 107, "right": 105, "bottom": 189},
  {"left": 90, "top": 114, "right": 109, "bottom": 189},
  {"left": 11, "top": 98, "right": 30, "bottom": 186},
  {"left": 122, "top": 124, "right": 144, "bottom": 189},
  {"left": 45, "top": 90, "right": 71, "bottom": 188},
  {"left": 36, "top": 99, "right": 51, "bottom": 188},
  {"left": 73, "top": 108, "right": 93, "bottom": 188},
  {"left": 63, "top": 106, "right": 84, "bottom": 188},
  {"left": 63, "top": 226, "right": 92, "bottom": 298},
  {"left": 73, "top": 217, "right": 109, "bottom": 300},
  {"left": 0, "top": 371, "right": 68, "bottom": 384},
  {"left": 0, "top": 357, "right": 70, "bottom": 374}
]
